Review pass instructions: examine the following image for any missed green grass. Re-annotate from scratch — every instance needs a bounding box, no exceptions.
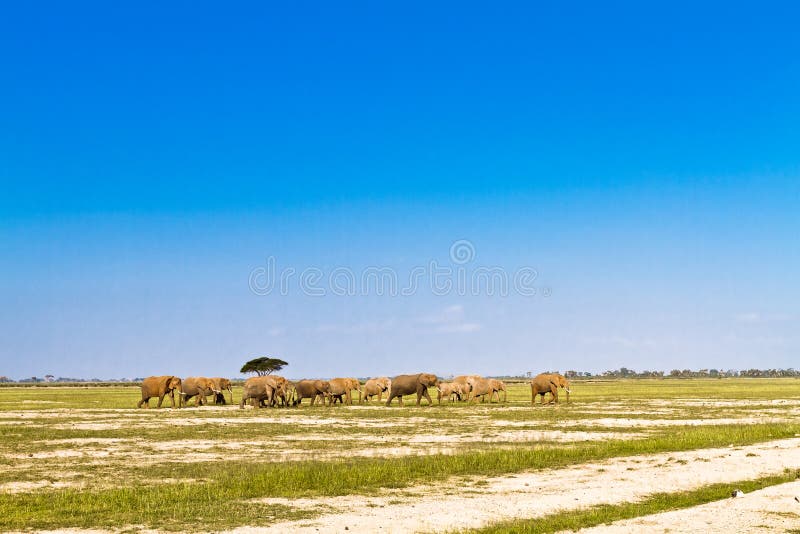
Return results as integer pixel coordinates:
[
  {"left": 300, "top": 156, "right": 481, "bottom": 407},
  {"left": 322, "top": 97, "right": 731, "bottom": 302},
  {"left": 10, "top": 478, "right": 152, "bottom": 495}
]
[
  {"left": 1, "top": 422, "right": 798, "bottom": 530},
  {"left": 3, "top": 379, "right": 800, "bottom": 530},
  {"left": 470, "top": 470, "right": 800, "bottom": 533}
]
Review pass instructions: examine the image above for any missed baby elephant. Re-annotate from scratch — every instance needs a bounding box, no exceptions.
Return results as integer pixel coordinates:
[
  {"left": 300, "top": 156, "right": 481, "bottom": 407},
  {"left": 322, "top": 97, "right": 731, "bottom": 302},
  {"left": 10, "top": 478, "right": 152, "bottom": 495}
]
[
  {"left": 386, "top": 373, "right": 439, "bottom": 407},
  {"left": 362, "top": 377, "right": 391, "bottom": 403},
  {"left": 436, "top": 382, "right": 468, "bottom": 404}
]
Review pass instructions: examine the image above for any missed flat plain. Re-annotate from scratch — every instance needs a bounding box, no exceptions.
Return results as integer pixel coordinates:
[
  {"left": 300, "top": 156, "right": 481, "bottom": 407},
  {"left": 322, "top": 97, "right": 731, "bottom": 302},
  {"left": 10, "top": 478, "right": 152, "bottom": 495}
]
[{"left": 2, "top": 378, "right": 800, "bottom": 533}]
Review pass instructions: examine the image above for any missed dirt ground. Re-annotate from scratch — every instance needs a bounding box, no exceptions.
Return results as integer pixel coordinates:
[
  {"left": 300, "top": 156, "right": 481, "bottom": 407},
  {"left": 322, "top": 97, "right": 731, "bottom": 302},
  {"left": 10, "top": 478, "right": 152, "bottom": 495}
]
[
  {"left": 228, "top": 438, "right": 800, "bottom": 533},
  {"left": 578, "top": 479, "right": 800, "bottom": 533}
]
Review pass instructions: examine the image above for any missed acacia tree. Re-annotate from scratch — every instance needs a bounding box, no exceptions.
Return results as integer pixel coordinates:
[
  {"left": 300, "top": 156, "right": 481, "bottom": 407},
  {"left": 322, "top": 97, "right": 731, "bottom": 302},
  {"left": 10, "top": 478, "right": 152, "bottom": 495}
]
[{"left": 240, "top": 357, "right": 288, "bottom": 376}]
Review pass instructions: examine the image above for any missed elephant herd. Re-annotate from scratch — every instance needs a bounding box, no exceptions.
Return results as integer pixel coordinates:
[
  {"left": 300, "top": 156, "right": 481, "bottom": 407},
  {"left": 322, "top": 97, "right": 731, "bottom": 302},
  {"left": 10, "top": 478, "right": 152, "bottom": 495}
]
[
  {"left": 136, "top": 372, "right": 571, "bottom": 409},
  {"left": 136, "top": 376, "right": 233, "bottom": 408}
]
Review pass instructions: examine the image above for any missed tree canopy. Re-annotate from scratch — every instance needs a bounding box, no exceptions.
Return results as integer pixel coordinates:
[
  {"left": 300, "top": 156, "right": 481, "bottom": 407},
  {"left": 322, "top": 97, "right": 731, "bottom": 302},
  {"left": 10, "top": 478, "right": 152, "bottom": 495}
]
[{"left": 240, "top": 357, "right": 288, "bottom": 376}]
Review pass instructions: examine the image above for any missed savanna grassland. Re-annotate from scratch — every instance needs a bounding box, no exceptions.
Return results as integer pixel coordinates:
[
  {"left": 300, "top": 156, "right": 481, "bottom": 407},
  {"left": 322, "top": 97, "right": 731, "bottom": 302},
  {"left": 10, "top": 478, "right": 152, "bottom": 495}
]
[{"left": 3, "top": 379, "right": 800, "bottom": 533}]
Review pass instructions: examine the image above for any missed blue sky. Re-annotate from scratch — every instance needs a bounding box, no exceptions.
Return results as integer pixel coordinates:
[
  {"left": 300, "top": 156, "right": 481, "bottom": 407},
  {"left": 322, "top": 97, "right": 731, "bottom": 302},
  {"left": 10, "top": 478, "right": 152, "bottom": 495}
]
[{"left": 1, "top": 2, "right": 799, "bottom": 379}]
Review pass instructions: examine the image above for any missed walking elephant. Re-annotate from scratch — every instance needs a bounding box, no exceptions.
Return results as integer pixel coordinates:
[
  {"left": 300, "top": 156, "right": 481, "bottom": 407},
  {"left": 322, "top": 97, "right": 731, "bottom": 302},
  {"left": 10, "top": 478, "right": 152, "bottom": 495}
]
[
  {"left": 362, "top": 377, "right": 391, "bottom": 403},
  {"left": 180, "top": 377, "right": 220, "bottom": 407},
  {"left": 328, "top": 378, "right": 361, "bottom": 405},
  {"left": 466, "top": 376, "right": 498, "bottom": 403},
  {"left": 530, "top": 373, "right": 570, "bottom": 404},
  {"left": 385, "top": 373, "right": 439, "bottom": 407},
  {"left": 210, "top": 377, "right": 233, "bottom": 405},
  {"left": 488, "top": 379, "right": 507, "bottom": 403},
  {"left": 436, "top": 382, "right": 468, "bottom": 404},
  {"left": 292, "top": 379, "right": 331, "bottom": 406},
  {"left": 261, "top": 376, "right": 290, "bottom": 407},
  {"left": 549, "top": 373, "right": 571, "bottom": 402},
  {"left": 452, "top": 375, "right": 480, "bottom": 401},
  {"left": 137, "top": 376, "right": 182, "bottom": 409},
  {"left": 240, "top": 376, "right": 275, "bottom": 409}
]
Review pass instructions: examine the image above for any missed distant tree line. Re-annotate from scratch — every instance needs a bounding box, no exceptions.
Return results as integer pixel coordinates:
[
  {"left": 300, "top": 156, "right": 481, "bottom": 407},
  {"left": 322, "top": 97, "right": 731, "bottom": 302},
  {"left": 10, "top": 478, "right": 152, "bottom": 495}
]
[
  {"left": 562, "top": 368, "right": 800, "bottom": 379},
  {"left": 0, "top": 376, "right": 142, "bottom": 383}
]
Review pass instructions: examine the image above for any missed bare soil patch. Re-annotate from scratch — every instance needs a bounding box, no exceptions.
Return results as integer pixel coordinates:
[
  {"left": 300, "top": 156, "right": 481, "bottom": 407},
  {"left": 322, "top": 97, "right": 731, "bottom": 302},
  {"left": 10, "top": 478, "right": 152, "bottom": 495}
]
[
  {"left": 577, "top": 478, "right": 800, "bottom": 533},
  {"left": 232, "top": 438, "right": 800, "bottom": 533}
]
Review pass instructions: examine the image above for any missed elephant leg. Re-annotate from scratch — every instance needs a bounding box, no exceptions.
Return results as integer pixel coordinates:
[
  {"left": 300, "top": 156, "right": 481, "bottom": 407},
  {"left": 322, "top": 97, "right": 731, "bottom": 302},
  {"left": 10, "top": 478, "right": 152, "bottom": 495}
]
[
  {"left": 398, "top": 396, "right": 404, "bottom": 407},
  {"left": 169, "top": 391, "right": 176, "bottom": 409},
  {"left": 137, "top": 396, "right": 146, "bottom": 408},
  {"left": 416, "top": 389, "right": 422, "bottom": 406},
  {"left": 156, "top": 394, "right": 165, "bottom": 408},
  {"left": 423, "top": 389, "right": 433, "bottom": 406}
]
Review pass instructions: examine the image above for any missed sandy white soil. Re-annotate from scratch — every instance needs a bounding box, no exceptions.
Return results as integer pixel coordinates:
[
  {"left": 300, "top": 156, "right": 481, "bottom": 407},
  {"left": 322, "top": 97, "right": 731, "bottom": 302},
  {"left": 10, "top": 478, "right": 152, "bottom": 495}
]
[
  {"left": 0, "top": 480, "right": 75, "bottom": 493},
  {"left": 227, "top": 438, "right": 800, "bottom": 533},
  {"left": 577, "top": 478, "right": 800, "bottom": 533}
]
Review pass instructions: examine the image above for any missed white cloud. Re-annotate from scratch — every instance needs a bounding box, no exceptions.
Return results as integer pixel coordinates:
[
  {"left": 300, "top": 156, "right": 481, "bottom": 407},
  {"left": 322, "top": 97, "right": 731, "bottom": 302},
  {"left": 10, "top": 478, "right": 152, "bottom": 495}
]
[
  {"left": 734, "top": 312, "right": 761, "bottom": 323},
  {"left": 420, "top": 305, "right": 480, "bottom": 334},
  {"left": 437, "top": 322, "right": 482, "bottom": 333},
  {"left": 420, "top": 304, "right": 464, "bottom": 324},
  {"left": 734, "top": 312, "right": 793, "bottom": 324},
  {"left": 583, "top": 336, "right": 656, "bottom": 349},
  {"left": 313, "top": 320, "right": 396, "bottom": 334}
]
